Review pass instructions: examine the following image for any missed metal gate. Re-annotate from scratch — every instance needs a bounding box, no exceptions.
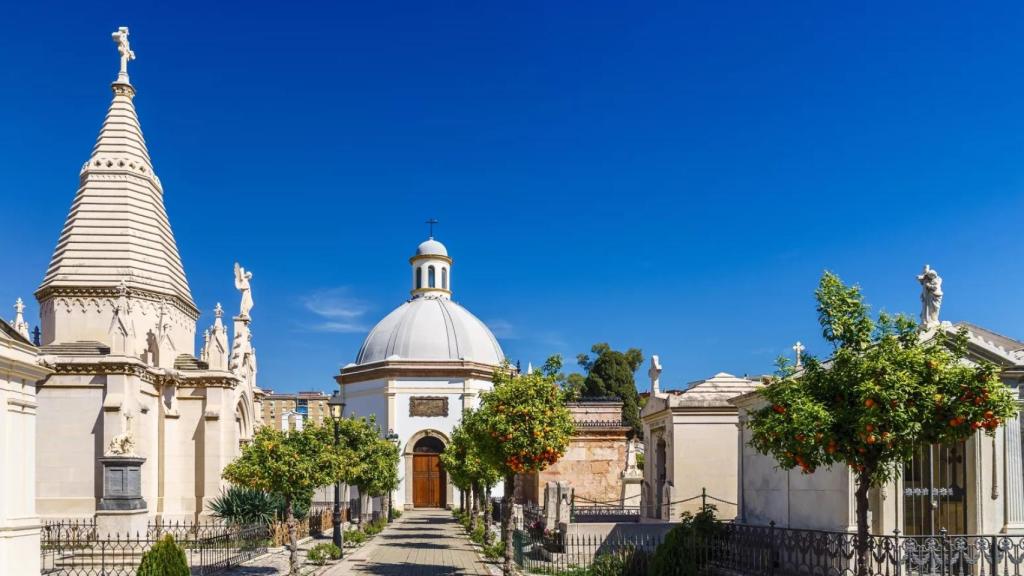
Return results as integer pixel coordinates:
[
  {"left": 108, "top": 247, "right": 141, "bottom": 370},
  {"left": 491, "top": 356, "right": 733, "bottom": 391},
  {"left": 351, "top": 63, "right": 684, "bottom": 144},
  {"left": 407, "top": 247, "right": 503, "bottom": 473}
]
[{"left": 902, "top": 442, "right": 968, "bottom": 535}]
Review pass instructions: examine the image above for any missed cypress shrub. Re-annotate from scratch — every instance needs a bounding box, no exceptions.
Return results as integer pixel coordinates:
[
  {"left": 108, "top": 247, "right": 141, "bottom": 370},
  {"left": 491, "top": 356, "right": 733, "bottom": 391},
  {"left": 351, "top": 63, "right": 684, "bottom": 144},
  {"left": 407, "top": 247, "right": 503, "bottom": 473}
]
[{"left": 137, "top": 534, "right": 189, "bottom": 576}]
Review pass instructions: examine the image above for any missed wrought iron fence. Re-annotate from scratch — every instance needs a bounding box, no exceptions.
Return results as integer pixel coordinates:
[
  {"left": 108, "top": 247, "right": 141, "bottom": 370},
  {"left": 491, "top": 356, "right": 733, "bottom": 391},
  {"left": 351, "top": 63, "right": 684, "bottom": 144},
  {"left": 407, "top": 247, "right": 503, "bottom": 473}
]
[
  {"left": 513, "top": 521, "right": 1024, "bottom": 576},
  {"left": 513, "top": 529, "right": 661, "bottom": 575},
  {"left": 571, "top": 504, "right": 642, "bottom": 523},
  {"left": 40, "top": 521, "right": 270, "bottom": 575}
]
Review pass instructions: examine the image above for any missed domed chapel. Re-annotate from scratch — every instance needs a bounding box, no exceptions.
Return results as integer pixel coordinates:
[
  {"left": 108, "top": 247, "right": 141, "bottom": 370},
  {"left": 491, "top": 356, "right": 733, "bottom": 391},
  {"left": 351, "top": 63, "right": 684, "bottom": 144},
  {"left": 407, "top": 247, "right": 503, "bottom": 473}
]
[{"left": 336, "top": 236, "right": 506, "bottom": 510}]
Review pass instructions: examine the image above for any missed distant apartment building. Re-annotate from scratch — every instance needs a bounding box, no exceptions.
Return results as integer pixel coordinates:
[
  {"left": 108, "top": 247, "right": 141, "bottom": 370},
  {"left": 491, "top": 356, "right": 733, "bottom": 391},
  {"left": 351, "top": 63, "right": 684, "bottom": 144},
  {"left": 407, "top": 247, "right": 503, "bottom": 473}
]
[{"left": 260, "top": 390, "right": 331, "bottom": 430}]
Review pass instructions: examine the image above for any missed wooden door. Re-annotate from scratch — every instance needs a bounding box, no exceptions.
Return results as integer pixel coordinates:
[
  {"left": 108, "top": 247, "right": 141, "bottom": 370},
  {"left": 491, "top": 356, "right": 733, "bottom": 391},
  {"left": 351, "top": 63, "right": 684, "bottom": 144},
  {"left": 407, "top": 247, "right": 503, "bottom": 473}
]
[{"left": 413, "top": 454, "right": 443, "bottom": 508}]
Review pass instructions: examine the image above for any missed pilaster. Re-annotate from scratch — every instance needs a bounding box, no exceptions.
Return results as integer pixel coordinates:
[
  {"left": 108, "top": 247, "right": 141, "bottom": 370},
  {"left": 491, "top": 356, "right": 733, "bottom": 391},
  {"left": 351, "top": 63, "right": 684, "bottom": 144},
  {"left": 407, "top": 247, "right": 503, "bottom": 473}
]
[{"left": 1003, "top": 413, "right": 1024, "bottom": 532}]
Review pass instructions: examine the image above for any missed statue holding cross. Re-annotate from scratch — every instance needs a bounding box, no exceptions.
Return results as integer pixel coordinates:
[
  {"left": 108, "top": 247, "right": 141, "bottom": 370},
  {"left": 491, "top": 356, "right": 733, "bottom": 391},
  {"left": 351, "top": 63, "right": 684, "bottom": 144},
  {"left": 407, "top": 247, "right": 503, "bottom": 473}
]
[{"left": 111, "top": 27, "right": 135, "bottom": 82}]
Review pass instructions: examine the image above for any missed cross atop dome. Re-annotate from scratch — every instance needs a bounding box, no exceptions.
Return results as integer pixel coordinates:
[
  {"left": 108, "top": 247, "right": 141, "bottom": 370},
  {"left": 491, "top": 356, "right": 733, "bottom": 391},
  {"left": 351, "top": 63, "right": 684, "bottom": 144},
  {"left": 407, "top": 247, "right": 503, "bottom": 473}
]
[{"left": 426, "top": 218, "right": 439, "bottom": 239}]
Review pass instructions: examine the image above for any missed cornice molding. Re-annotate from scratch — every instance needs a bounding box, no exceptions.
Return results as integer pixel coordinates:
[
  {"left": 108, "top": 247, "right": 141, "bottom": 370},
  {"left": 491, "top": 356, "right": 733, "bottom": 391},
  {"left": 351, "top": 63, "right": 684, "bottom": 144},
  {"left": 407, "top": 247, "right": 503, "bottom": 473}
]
[
  {"left": 35, "top": 285, "right": 199, "bottom": 319},
  {"left": 337, "top": 359, "right": 503, "bottom": 385}
]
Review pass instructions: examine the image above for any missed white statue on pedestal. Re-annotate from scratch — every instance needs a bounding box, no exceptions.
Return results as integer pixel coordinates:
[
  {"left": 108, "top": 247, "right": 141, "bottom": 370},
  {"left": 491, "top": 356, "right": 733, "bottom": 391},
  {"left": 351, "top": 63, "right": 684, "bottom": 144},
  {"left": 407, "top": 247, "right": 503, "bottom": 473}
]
[
  {"left": 106, "top": 410, "right": 137, "bottom": 456},
  {"left": 234, "top": 263, "right": 254, "bottom": 319},
  {"left": 917, "top": 264, "right": 943, "bottom": 328}
]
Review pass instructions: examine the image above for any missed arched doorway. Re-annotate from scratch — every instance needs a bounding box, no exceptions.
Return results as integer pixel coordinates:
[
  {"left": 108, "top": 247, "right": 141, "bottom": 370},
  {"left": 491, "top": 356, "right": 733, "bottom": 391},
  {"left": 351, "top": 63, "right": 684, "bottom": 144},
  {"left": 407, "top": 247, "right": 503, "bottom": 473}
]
[{"left": 412, "top": 436, "right": 446, "bottom": 508}]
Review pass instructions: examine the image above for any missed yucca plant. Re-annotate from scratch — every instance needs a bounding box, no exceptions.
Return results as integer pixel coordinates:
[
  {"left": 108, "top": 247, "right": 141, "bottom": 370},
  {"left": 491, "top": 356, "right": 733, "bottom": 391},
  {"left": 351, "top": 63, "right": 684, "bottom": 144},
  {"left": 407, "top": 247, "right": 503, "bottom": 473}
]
[{"left": 207, "top": 486, "right": 279, "bottom": 525}]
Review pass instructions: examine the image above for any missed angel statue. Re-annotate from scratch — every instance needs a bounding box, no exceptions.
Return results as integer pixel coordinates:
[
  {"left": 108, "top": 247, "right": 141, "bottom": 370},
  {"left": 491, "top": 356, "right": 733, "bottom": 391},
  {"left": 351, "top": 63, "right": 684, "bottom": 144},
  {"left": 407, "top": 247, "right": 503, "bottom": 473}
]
[
  {"left": 234, "top": 263, "right": 254, "bottom": 319},
  {"left": 917, "top": 264, "right": 943, "bottom": 328}
]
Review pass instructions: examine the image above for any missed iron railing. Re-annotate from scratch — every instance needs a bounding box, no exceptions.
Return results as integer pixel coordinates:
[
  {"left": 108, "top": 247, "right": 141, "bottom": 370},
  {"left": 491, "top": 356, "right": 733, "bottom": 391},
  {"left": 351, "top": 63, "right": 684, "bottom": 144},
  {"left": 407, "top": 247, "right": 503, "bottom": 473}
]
[
  {"left": 40, "top": 521, "right": 270, "bottom": 575},
  {"left": 513, "top": 522, "right": 1024, "bottom": 576}
]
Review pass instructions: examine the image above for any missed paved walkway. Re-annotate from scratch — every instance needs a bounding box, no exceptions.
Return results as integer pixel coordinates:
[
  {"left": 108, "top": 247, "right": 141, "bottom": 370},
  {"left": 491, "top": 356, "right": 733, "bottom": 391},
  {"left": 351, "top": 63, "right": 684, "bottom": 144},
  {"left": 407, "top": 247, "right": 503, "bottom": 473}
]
[{"left": 329, "top": 510, "right": 496, "bottom": 576}]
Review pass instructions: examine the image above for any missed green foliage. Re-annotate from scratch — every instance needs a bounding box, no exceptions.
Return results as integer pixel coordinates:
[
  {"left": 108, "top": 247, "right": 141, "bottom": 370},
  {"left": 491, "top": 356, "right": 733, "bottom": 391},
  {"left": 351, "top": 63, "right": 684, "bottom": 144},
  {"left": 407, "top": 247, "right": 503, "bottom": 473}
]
[
  {"left": 470, "top": 523, "right": 486, "bottom": 544},
  {"left": 588, "top": 548, "right": 650, "bottom": 576},
  {"left": 577, "top": 343, "right": 644, "bottom": 437},
  {"left": 474, "top": 358, "right": 575, "bottom": 475},
  {"left": 648, "top": 505, "right": 724, "bottom": 576},
  {"left": 440, "top": 410, "right": 501, "bottom": 493},
  {"left": 747, "top": 272, "right": 1018, "bottom": 484},
  {"left": 335, "top": 415, "right": 401, "bottom": 498},
  {"left": 223, "top": 423, "right": 350, "bottom": 509},
  {"left": 362, "top": 516, "right": 387, "bottom": 536},
  {"left": 307, "top": 543, "right": 341, "bottom": 566},
  {"left": 222, "top": 422, "right": 352, "bottom": 575},
  {"left": 391, "top": 508, "right": 402, "bottom": 519},
  {"left": 136, "top": 535, "right": 189, "bottom": 576},
  {"left": 344, "top": 528, "right": 368, "bottom": 545},
  {"left": 207, "top": 486, "right": 278, "bottom": 525},
  {"left": 207, "top": 486, "right": 312, "bottom": 525},
  {"left": 483, "top": 539, "right": 506, "bottom": 560}
]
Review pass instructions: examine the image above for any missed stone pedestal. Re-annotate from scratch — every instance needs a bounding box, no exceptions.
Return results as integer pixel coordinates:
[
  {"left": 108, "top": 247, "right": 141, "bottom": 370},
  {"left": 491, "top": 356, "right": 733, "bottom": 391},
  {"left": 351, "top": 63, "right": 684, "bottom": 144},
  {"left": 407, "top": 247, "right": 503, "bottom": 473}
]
[
  {"left": 556, "top": 482, "right": 573, "bottom": 532},
  {"left": 622, "top": 472, "right": 642, "bottom": 506},
  {"left": 97, "top": 456, "right": 148, "bottom": 537},
  {"left": 543, "top": 482, "right": 558, "bottom": 528},
  {"left": 98, "top": 456, "right": 147, "bottom": 511}
]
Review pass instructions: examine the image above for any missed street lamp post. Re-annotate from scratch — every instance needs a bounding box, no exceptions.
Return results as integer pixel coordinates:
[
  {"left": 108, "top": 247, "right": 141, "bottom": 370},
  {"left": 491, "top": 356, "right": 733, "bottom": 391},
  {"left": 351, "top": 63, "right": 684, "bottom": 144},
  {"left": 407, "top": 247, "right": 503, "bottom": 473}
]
[
  {"left": 327, "top": 391, "right": 346, "bottom": 555},
  {"left": 386, "top": 429, "right": 400, "bottom": 522}
]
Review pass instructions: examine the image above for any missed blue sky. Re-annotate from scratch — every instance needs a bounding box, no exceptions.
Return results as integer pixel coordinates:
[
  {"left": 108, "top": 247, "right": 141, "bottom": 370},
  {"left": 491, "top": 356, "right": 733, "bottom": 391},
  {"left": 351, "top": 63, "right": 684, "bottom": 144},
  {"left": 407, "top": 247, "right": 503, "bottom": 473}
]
[{"left": 2, "top": 2, "right": 1024, "bottom": 393}]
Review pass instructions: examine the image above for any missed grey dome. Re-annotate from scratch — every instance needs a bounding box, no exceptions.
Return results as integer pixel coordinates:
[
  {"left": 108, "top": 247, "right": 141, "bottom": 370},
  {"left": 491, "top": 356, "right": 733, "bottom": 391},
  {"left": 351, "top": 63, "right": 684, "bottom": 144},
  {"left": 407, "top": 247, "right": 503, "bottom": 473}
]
[
  {"left": 355, "top": 296, "right": 504, "bottom": 365},
  {"left": 416, "top": 239, "right": 448, "bottom": 257}
]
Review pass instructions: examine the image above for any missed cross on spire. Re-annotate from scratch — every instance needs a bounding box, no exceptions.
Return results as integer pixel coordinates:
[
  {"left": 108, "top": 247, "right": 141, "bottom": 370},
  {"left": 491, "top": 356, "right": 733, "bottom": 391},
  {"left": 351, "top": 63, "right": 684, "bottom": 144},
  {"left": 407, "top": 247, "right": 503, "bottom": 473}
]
[
  {"left": 426, "top": 218, "right": 439, "bottom": 239},
  {"left": 793, "top": 341, "right": 805, "bottom": 368},
  {"left": 111, "top": 26, "right": 135, "bottom": 84}
]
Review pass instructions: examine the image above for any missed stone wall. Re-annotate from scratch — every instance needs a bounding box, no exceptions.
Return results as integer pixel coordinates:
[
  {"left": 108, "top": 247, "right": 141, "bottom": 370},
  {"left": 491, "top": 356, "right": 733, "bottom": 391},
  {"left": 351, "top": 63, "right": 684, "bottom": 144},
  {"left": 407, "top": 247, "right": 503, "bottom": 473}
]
[{"left": 522, "top": 427, "right": 629, "bottom": 505}]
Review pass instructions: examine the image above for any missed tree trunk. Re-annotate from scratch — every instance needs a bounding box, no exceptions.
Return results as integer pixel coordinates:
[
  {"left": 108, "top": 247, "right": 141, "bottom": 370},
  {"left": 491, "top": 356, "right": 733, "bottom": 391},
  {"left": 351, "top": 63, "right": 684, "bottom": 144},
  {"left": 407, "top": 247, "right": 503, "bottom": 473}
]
[
  {"left": 854, "top": 470, "right": 872, "bottom": 576},
  {"left": 503, "top": 473, "right": 518, "bottom": 575},
  {"left": 481, "top": 484, "right": 494, "bottom": 545},
  {"left": 286, "top": 497, "right": 298, "bottom": 576},
  {"left": 470, "top": 484, "right": 479, "bottom": 532}
]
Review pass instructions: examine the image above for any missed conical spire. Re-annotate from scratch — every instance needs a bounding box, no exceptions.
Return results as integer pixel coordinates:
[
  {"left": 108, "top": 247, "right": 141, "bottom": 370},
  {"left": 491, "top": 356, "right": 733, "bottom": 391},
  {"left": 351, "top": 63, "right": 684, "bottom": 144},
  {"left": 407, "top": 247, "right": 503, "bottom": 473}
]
[{"left": 36, "top": 27, "right": 195, "bottom": 313}]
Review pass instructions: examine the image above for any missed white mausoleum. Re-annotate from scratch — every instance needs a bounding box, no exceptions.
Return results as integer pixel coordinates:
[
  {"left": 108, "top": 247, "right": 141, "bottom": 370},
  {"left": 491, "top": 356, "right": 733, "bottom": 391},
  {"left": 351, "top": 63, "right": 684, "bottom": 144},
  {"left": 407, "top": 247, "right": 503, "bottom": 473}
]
[
  {"left": 641, "top": 358, "right": 762, "bottom": 522},
  {"left": 31, "top": 28, "right": 263, "bottom": 526},
  {"left": 337, "top": 236, "right": 505, "bottom": 510}
]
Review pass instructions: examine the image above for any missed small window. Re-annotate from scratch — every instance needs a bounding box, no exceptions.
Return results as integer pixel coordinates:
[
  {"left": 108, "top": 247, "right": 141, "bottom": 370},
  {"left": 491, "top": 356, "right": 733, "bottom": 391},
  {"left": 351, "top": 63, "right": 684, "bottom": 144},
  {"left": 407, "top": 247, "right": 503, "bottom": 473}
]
[
  {"left": 442, "top": 267, "right": 448, "bottom": 290},
  {"left": 428, "top": 266, "right": 436, "bottom": 288},
  {"left": 416, "top": 267, "right": 423, "bottom": 289}
]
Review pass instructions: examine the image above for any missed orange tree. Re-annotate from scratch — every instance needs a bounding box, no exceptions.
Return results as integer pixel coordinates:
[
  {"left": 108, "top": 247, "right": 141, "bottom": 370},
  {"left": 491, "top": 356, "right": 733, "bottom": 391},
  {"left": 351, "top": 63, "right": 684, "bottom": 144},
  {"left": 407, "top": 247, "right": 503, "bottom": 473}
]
[
  {"left": 474, "top": 357, "right": 574, "bottom": 574},
  {"left": 440, "top": 409, "right": 501, "bottom": 537},
  {"left": 748, "top": 272, "right": 1017, "bottom": 576},
  {"left": 223, "top": 423, "right": 351, "bottom": 575}
]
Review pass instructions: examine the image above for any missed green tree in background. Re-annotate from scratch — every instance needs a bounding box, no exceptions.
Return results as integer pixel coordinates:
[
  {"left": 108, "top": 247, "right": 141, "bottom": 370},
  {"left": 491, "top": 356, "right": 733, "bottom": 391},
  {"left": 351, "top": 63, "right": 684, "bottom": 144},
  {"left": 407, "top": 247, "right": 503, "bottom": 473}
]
[
  {"left": 747, "top": 272, "right": 1018, "bottom": 576},
  {"left": 577, "top": 343, "right": 644, "bottom": 437}
]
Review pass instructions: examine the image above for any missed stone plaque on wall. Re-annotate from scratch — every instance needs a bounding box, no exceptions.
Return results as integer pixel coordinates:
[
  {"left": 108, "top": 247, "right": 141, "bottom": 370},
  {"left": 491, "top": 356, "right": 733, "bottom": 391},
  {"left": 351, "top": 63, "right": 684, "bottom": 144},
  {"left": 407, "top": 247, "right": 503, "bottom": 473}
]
[{"left": 409, "top": 396, "right": 448, "bottom": 418}]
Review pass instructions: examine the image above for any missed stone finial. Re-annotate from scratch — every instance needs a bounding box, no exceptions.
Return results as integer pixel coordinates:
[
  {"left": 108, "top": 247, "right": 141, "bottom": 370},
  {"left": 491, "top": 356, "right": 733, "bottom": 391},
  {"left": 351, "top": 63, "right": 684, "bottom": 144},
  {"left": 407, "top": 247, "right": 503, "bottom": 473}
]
[
  {"left": 792, "top": 341, "right": 805, "bottom": 368},
  {"left": 917, "top": 264, "right": 943, "bottom": 328},
  {"left": 12, "top": 298, "right": 30, "bottom": 340},
  {"left": 526, "top": 362, "right": 533, "bottom": 375},
  {"left": 648, "top": 355, "right": 662, "bottom": 396},
  {"left": 214, "top": 302, "right": 223, "bottom": 319},
  {"left": 111, "top": 27, "right": 135, "bottom": 84}
]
